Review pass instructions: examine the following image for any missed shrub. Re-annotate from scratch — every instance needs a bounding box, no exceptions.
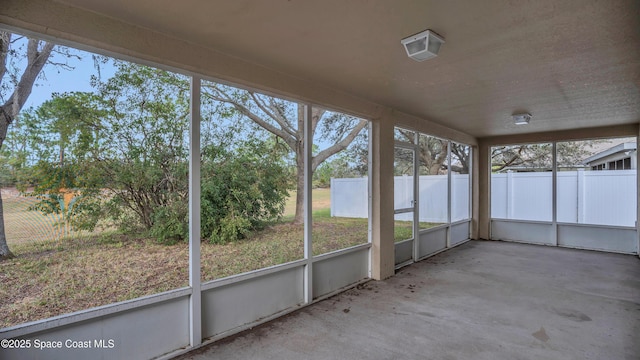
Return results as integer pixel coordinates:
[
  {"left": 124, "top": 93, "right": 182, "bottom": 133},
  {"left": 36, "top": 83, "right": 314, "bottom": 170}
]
[{"left": 200, "top": 143, "right": 291, "bottom": 244}]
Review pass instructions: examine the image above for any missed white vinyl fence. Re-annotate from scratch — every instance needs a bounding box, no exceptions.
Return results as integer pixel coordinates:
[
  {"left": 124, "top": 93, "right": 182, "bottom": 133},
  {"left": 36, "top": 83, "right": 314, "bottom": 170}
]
[
  {"left": 332, "top": 170, "right": 637, "bottom": 228},
  {"left": 331, "top": 175, "right": 470, "bottom": 223},
  {"left": 491, "top": 170, "right": 637, "bottom": 227}
]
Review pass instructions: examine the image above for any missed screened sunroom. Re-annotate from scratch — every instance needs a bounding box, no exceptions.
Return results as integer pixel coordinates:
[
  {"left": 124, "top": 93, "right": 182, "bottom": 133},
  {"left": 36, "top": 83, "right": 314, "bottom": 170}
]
[{"left": 0, "top": 1, "right": 638, "bottom": 359}]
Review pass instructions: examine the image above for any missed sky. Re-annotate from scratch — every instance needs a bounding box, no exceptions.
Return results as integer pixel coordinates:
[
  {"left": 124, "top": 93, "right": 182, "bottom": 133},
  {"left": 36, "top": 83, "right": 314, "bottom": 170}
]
[
  {"left": 23, "top": 47, "right": 115, "bottom": 111},
  {"left": 0, "top": 32, "right": 122, "bottom": 113}
]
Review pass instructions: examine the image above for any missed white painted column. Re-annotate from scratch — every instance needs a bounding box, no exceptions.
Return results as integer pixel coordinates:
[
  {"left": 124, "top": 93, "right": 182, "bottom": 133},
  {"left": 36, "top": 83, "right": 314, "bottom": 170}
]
[
  {"left": 303, "top": 104, "right": 313, "bottom": 303},
  {"left": 446, "top": 141, "right": 452, "bottom": 248},
  {"left": 552, "top": 142, "right": 558, "bottom": 246},
  {"left": 412, "top": 133, "right": 419, "bottom": 262},
  {"left": 371, "top": 112, "right": 395, "bottom": 280},
  {"left": 468, "top": 146, "right": 474, "bottom": 239},
  {"left": 367, "top": 122, "right": 373, "bottom": 277},
  {"left": 636, "top": 132, "right": 639, "bottom": 257},
  {"left": 188, "top": 77, "right": 202, "bottom": 346}
]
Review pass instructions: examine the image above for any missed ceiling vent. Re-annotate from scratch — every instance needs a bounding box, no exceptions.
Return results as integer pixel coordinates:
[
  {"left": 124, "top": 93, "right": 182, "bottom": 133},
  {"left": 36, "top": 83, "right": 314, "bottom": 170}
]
[{"left": 401, "top": 30, "right": 445, "bottom": 62}]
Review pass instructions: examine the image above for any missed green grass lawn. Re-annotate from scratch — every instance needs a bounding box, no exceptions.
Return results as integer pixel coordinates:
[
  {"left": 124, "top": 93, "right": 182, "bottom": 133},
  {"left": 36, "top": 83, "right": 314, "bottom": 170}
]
[
  {"left": 394, "top": 220, "right": 445, "bottom": 242},
  {"left": 0, "top": 188, "right": 445, "bottom": 328},
  {"left": 0, "top": 188, "right": 368, "bottom": 328},
  {"left": 282, "top": 187, "right": 332, "bottom": 218}
]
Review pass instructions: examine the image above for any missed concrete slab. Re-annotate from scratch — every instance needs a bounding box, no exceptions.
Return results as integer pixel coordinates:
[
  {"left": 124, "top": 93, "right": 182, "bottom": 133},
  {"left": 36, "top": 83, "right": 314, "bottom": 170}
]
[{"left": 176, "top": 240, "right": 640, "bottom": 360}]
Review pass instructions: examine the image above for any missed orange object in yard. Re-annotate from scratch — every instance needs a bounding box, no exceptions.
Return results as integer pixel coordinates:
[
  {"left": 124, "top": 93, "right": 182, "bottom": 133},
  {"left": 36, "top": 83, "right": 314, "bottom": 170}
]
[{"left": 58, "top": 188, "right": 78, "bottom": 211}]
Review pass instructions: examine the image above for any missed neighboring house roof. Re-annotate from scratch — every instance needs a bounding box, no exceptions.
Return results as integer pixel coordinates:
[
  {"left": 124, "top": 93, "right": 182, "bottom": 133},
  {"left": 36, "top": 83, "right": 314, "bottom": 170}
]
[
  {"left": 582, "top": 142, "right": 637, "bottom": 165},
  {"left": 582, "top": 137, "right": 636, "bottom": 155}
]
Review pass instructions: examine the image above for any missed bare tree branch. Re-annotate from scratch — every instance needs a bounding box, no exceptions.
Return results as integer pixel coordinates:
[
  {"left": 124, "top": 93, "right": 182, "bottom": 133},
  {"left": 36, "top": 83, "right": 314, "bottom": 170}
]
[
  {"left": 204, "top": 86, "right": 297, "bottom": 149},
  {"left": 1, "top": 39, "right": 54, "bottom": 131},
  {"left": 312, "top": 119, "right": 367, "bottom": 170},
  {"left": 268, "top": 96, "right": 295, "bottom": 130},
  {"left": 249, "top": 92, "right": 296, "bottom": 138}
]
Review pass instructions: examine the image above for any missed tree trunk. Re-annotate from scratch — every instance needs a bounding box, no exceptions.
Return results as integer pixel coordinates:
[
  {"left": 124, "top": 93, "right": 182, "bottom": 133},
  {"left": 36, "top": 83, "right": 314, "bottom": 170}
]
[
  {"left": 0, "top": 195, "right": 15, "bottom": 259},
  {"left": 0, "top": 112, "right": 14, "bottom": 260},
  {"left": 0, "top": 34, "right": 55, "bottom": 260}
]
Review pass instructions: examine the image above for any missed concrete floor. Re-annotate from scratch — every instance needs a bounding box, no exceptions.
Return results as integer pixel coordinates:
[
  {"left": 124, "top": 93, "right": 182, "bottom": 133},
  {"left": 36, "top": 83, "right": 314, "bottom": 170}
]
[{"left": 177, "top": 240, "right": 640, "bottom": 360}]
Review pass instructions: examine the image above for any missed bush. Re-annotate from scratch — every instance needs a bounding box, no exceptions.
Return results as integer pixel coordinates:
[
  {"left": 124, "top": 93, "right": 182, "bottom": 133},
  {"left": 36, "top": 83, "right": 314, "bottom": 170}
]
[
  {"left": 200, "top": 143, "right": 291, "bottom": 244},
  {"left": 23, "top": 64, "right": 292, "bottom": 245}
]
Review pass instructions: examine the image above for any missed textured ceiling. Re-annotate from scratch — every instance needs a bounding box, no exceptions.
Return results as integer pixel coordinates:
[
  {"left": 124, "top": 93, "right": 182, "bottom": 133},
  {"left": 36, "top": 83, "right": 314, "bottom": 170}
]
[{"left": 53, "top": 0, "right": 640, "bottom": 138}]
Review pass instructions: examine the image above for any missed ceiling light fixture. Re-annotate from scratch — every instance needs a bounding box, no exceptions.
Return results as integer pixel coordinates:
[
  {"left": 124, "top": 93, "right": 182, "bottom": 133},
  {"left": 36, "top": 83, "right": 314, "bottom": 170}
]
[
  {"left": 512, "top": 113, "right": 532, "bottom": 125},
  {"left": 401, "top": 30, "right": 444, "bottom": 62}
]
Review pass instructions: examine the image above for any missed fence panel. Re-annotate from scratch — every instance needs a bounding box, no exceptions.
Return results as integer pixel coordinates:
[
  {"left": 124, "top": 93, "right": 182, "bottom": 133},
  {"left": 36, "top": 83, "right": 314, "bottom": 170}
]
[
  {"left": 491, "top": 172, "right": 553, "bottom": 221},
  {"left": 451, "top": 174, "right": 470, "bottom": 222},
  {"left": 330, "top": 178, "right": 368, "bottom": 218},
  {"left": 557, "top": 172, "right": 579, "bottom": 223},
  {"left": 582, "top": 170, "right": 636, "bottom": 226},
  {"left": 490, "top": 174, "right": 508, "bottom": 219},
  {"left": 418, "top": 175, "right": 448, "bottom": 223},
  {"left": 394, "top": 175, "right": 413, "bottom": 211},
  {"left": 491, "top": 170, "right": 636, "bottom": 227},
  {"left": 331, "top": 175, "right": 470, "bottom": 223},
  {"left": 509, "top": 172, "right": 552, "bottom": 221},
  {"left": 331, "top": 170, "right": 637, "bottom": 227}
]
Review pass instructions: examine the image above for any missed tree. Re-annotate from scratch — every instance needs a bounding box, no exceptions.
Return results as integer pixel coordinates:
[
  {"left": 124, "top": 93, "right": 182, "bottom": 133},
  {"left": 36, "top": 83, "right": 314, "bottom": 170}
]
[
  {"left": 450, "top": 143, "right": 470, "bottom": 174},
  {"left": 23, "top": 62, "right": 291, "bottom": 244},
  {"left": 199, "top": 141, "right": 291, "bottom": 244},
  {"left": 312, "top": 152, "right": 364, "bottom": 188},
  {"left": 202, "top": 84, "right": 368, "bottom": 224},
  {"left": 395, "top": 129, "right": 604, "bottom": 175},
  {"left": 395, "top": 129, "right": 449, "bottom": 175},
  {"left": 33, "top": 92, "right": 104, "bottom": 168},
  {"left": 0, "top": 31, "right": 55, "bottom": 260},
  {"left": 20, "top": 92, "right": 106, "bottom": 233},
  {"left": 0, "top": 109, "right": 34, "bottom": 187},
  {"left": 490, "top": 141, "right": 604, "bottom": 172},
  {"left": 76, "top": 62, "right": 192, "bottom": 236}
]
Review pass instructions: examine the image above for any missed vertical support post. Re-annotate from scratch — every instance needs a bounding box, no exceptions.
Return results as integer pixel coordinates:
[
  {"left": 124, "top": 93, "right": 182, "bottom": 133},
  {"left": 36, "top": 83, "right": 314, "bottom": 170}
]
[
  {"left": 188, "top": 76, "right": 202, "bottom": 347},
  {"left": 636, "top": 132, "right": 639, "bottom": 257},
  {"left": 552, "top": 142, "right": 558, "bottom": 246},
  {"left": 367, "top": 122, "right": 373, "bottom": 277},
  {"left": 412, "top": 133, "right": 419, "bottom": 262},
  {"left": 446, "top": 141, "right": 452, "bottom": 248},
  {"left": 468, "top": 146, "right": 474, "bottom": 238},
  {"left": 303, "top": 104, "right": 313, "bottom": 303},
  {"left": 476, "top": 141, "right": 490, "bottom": 240},
  {"left": 371, "top": 111, "right": 395, "bottom": 280}
]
